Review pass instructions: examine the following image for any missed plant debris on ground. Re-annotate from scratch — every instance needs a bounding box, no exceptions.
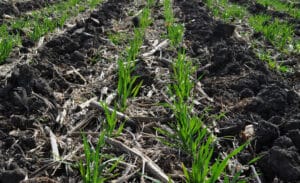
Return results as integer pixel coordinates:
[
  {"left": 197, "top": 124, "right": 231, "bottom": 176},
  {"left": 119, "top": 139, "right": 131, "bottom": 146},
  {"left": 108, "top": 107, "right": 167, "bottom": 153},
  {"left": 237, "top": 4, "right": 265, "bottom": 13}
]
[{"left": 0, "top": 0, "right": 299, "bottom": 182}]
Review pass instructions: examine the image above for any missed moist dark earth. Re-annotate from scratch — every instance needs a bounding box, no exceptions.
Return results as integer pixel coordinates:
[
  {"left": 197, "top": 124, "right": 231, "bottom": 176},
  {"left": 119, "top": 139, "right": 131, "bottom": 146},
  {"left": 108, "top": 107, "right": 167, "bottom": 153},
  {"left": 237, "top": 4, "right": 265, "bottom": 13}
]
[
  {"left": 0, "top": 0, "right": 300, "bottom": 182},
  {"left": 0, "top": 0, "right": 64, "bottom": 17},
  {"left": 175, "top": 0, "right": 300, "bottom": 182}
]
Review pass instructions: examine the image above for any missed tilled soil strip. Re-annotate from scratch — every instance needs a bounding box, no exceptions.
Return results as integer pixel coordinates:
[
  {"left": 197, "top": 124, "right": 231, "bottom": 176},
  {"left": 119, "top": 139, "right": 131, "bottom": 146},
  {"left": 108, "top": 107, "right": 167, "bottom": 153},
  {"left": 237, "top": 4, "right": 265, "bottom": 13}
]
[
  {"left": 174, "top": 0, "right": 300, "bottom": 182},
  {"left": 0, "top": 0, "right": 66, "bottom": 21},
  {"left": 228, "top": 0, "right": 300, "bottom": 40},
  {"left": 0, "top": 0, "right": 130, "bottom": 182},
  {"left": 230, "top": 0, "right": 300, "bottom": 23}
]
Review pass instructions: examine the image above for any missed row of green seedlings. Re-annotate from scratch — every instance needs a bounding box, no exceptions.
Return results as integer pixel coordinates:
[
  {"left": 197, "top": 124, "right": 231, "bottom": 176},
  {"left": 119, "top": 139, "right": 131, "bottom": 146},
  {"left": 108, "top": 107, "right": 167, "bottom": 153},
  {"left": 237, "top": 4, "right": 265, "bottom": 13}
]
[
  {"left": 78, "top": 1, "right": 155, "bottom": 182},
  {"left": 79, "top": 103, "right": 123, "bottom": 183},
  {"left": 205, "top": 0, "right": 299, "bottom": 52},
  {"left": 204, "top": 0, "right": 298, "bottom": 72},
  {"left": 163, "top": 0, "right": 246, "bottom": 182},
  {"left": 117, "top": 0, "right": 154, "bottom": 111},
  {"left": 256, "top": 0, "right": 300, "bottom": 19},
  {"left": 0, "top": 0, "right": 103, "bottom": 64}
]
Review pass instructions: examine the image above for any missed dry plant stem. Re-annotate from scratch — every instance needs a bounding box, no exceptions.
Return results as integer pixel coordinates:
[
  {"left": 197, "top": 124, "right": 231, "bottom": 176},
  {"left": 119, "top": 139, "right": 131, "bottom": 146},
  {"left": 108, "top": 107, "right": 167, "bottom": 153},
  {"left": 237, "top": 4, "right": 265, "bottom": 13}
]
[
  {"left": 45, "top": 126, "right": 60, "bottom": 161},
  {"left": 250, "top": 165, "right": 262, "bottom": 183},
  {"left": 68, "top": 112, "right": 97, "bottom": 135},
  {"left": 56, "top": 98, "right": 72, "bottom": 124},
  {"left": 142, "top": 40, "right": 170, "bottom": 57},
  {"left": 195, "top": 81, "right": 214, "bottom": 102},
  {"left": 105, "top": 137, "right": 174, "bottom": 183},
  {"left": 79, "top": 97, "right": 98, "bottom": 109},
  {"left": 197, "top": 63, "right": 212, "bottom": 73},
  {"left": 111, "top": 168, "right": 140, "bottom": 183},
  {"left": 89, "top": 100, "right": 137, "bottom": 128}
]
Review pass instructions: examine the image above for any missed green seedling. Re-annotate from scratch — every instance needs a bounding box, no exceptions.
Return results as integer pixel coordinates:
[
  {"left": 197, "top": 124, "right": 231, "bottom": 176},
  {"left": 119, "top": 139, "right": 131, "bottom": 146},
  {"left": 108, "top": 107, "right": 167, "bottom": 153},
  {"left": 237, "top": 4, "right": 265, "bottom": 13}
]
[
  {"left": 204, "top": 0, "right": 246, "bottom": 22},
  {"left": 126, "top": 28, "right": 144, "bottom": 62},
  {"left": 58, "top": 13, "right": 68, "bottom": 28},
  {"left": 163, "top": 0, "right": 184, "bottom": 47},
  {"left": 182, "top": 139, "right": 247, "bottom": 183},
  {"left": 0, "top": 0, "right": 105, "bottom": 64},
  {"left": 116, "top": 2, "right": 152, "bottom": 110},
  {"left": 0, "top": 37, "right": 14, "bottom": 64},
  {"left": 89, "top": 0, "right": 101, "bottom": 8},
  {"left": 256, "top": 0, "right": 300, "bottom": 19},
  {"left": 221, "top": 4, "right": 246, "bottom": 22},
  {"left": 29, "top": 23, "right": 45, "bottom": 41},
  {"left": 257, "top": 50, "right": 290, "bottom": 72},
  {"left": 108, "top": 32, "right": 127, "bottom": 45},
  {"left": 163, "top": 0, "right": 174, "bottom": 25},
  {"left": 100, "top": 102, "right": 124, "bottom": 137},
  {"left": 170, "top": 50, "right": 194, "bottom": 102},
  {"left": 167, "top": 23, "right": 184, "bottom": 47},
  {"left": 140, "top": 7, "right": 152, "bottom": 29},
  {"left": 79, "top": 133, "right": 119, "bottom": 183},
  {"left": 117, "top": 59, "right": 143, "bottom": 111},
  {"left": 0, "top": 25, "right": 20, "bottom": 64},
  {"left": 249, "top": 15, "right": 294, "bottom": 50}
]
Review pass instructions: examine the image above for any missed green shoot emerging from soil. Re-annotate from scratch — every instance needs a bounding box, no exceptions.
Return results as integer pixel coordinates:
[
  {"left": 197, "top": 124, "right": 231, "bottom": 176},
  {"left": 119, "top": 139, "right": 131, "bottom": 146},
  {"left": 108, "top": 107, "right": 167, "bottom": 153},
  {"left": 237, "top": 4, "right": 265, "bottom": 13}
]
[
  {"left": 161, "top": 1, "right": 247, "bottom": 181},
  {"left": 205, "top": 0, "right": 246, "bottom": 22},
  {"left": 79, "top": 133, "right": 119, "bottom": 183},
  {"left": 163, "top": 0, "right": 184, "bottom": 46},
  {"left": 117, "top": 59, "right": 142, "bottom": 111},
  {"left": 117, "top": 4, "right": 152, "bottom": 110},
  {"left": 101, "top": 102, "right": 124, "bottom": 137},
  {"left": 0, "top": 0, "right": 104, "bottom": 64},
  {"left": 256, "top": 0, "right": 300, "bottom": 19},
  {"left": 249, "top": 15, "right": 294, "bottom": 50},
  {"left": 204, "top": 0, "right": 297, "bottom": 72}
]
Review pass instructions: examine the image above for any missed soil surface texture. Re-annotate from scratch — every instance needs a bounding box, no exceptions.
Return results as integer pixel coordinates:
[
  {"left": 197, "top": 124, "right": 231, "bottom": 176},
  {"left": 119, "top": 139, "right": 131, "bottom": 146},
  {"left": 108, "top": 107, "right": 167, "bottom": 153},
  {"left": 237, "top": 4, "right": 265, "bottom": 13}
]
[
  {"left": 175, "top": 0, "right": 300, "bottom": 182},
  {"left": 0, "top": 0, "right": 300, "bottom": 182},
  {"left": 0, "top": 0, "right": 64, "bottom": 19}
]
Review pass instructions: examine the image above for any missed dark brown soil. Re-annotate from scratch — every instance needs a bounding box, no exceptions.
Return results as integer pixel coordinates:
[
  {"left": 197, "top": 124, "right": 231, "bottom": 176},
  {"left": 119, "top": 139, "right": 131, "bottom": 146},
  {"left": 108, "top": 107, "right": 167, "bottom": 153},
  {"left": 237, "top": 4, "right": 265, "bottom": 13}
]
[
  {"left": 175, "top": 0, "right": 300, "bottom": 182},
  {"left": 0, "top": 0, "right": 128, "bottom": 182},
  {"left": 0, "top": 0, "right": 65, "bottom": 19},
  {"left": 229, "top": 0, "right": 300, "bottom": 34},
  {"left": 0, "top": 0, "right": 300, "bottom": 182}
]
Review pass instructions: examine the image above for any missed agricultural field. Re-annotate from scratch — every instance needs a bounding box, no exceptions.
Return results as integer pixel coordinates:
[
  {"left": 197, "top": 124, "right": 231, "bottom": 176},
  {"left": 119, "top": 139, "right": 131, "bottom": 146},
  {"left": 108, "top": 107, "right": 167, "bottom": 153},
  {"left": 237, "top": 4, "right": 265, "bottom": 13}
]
[{"left": 0, "top": 0, "right": 299, "bottom": 182}]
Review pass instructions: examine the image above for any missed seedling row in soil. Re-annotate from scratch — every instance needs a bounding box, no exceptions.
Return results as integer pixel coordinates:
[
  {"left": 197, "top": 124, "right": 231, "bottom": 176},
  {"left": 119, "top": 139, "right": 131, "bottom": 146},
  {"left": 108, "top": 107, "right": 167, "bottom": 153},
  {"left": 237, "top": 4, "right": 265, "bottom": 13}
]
[{"left": 0, "top": 0, "right": 299, "bottom": 182}]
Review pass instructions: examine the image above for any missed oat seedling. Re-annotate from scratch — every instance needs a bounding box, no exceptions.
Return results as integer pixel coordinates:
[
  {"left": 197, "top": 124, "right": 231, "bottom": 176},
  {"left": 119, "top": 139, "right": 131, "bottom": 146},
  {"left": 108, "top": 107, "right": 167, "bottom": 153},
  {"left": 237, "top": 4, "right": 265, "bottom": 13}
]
[
  {"left": 182, "top": 140, "right": 247, "bottom": 183},
  {"left": 58, "top": 13, "right": 68, "bottom": 28},
  {"left": 89, "top": 0, "right": 102, "bottom": 8},
  {"left": 0, "top": 25, "right": 19, "bottom": 64},
  {"left": 117, "top": 59, "right": 142, "bottom": 111},
  {"left": 100, "top": 102, "right": 124, "bottom": 137},
  {"left": 0, "top": 37, "right": 14, "bottom": 64},
  {"left": 170, "top": 50, "right": 194, "bottom": 102},
  {"left": 249, "top": 15, "right": 294, "bottom": 50},
  {"left": 204, "top": 0, "right": 246, "bottom": 22},
  {"left": 257, "top": 50, "right": 289, "bottom": 72},
  {"left": 169, "top": 23, "right": 184, "bottom": 47},
  {"left": 117, "top": 3, "right": 152, "bottom": 110},
  {"left": 256, "top": 0, "right": 300, "bottom": 19},
  {"left": 163, "top": 0, "right": 184, "bottom": 47},
  {"left": 221, "top": 4, "right": 246, "bottom": 22},
  {"left": 79, "top": 133, "right": 120, "bottom": 183},
  {"left": 108, "top": 32, "right": 127, "bottom": 45},
  {"left": 163, "top": 0, "right": 174, "bottom": 25},
  {"left": 0, "top": 0, "right": 106, "bottom": 63}
]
